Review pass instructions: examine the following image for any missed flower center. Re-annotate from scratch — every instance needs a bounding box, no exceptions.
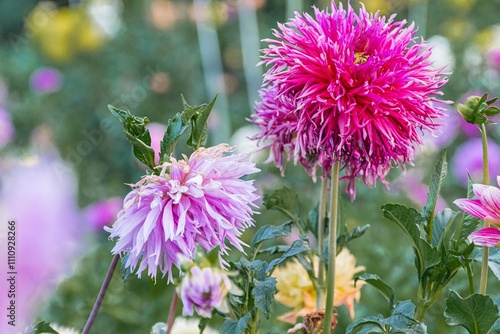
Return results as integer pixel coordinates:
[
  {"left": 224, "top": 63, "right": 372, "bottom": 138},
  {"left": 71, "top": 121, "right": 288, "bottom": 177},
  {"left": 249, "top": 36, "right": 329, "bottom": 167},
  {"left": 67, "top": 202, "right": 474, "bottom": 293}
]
[{"left": 354, "top": 52, "right": 369, "bottom": 65}]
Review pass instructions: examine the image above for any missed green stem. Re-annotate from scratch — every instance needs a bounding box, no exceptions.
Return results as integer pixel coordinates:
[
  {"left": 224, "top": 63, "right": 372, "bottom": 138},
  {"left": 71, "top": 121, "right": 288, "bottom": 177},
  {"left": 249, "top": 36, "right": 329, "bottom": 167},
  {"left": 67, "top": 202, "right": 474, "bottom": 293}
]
[
  {"left": 165, "top": 293, "right": 178, "bottom": 334},
  {"left": 317, "top": 178, "right": 329, "bottom": 310},
  {"left": 466, "top": 262, "right": 475, "bottom": 295},
  {"left": 479, "top": 123, "right": 490, "bottom": 295},
  {"left": 251, "top": 310, "right": 259, "bottom": 334},
  {"left": 323, "top": 163, "right": 340, "bottom": 334}
]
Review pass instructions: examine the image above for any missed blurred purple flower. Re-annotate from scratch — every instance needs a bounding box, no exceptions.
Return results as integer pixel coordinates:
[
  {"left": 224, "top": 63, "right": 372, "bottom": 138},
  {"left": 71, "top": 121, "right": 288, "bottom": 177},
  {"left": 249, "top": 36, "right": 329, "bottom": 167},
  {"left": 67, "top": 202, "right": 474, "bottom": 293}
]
[
  {"left": 83, "top": 197, "right": 123, "bottom": 230},
  {"left": 147, "top": 122, "right": 167, "bottom": 165},
  {"left": 0, "top": 153, "right": 81, "bottom": 332},
  {"left": 468, "top": 228, "right": 500, "bottom": 247},
  {"left": 393, "top": 170, "right": 447, "bottom": 212},
  {"left": 487, "top": 48, "right": 500, "bottom": 71},
  {"left": 251, "top": 2, "right": 448, "bottom": 199},
  {"left": 451, "top": 138, "right": 500, "bottom": 186},
  {"left": 30, "top": 67, "right": 63, "bottom": 94},
  {"left": 179, "top": 266, "right": 231, "bottom": 318},
  {"left": 105, "top": 144, "right": 259, "bottom": 282},
  {"left": 0, "top": 106, "right": 14, "bottom": 148}
]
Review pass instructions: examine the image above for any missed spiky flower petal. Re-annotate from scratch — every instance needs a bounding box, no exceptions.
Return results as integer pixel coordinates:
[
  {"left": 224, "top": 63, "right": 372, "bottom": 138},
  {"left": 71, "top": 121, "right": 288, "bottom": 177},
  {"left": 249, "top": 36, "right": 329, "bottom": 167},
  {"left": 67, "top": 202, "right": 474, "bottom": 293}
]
[
  {"left": 251, "top": 2, "right": 448, "bottom": 198},
  {"left": 105, "top": 144, "right": 260, "bottom": 282}
]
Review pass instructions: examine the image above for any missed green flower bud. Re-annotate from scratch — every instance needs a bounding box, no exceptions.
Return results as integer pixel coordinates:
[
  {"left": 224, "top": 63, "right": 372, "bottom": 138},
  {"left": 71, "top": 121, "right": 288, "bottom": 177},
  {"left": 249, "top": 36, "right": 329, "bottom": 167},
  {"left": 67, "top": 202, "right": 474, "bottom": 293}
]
[{"left": 456, "top": 93, "right": 499, "bottom": 125}]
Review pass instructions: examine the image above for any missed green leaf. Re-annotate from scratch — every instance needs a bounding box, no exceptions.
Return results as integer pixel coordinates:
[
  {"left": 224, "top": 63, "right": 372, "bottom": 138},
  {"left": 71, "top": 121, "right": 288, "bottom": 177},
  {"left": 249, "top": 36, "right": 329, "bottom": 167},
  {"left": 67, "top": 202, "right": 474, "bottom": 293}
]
[
  {"left": 354, "top": 273, "right": 395, "bottom": 310},
  {"left": 433, "top": 209, "right": 458, "bottom": 248},
  {"left": 472, "top": 248, "right": 500, "bottom": 280},
  {"left": 251, "top": 221, "right": 293, "bottom": 247},
  {"left": 221, "top": 312, "right": 251, "bottom": 334},
  {"left": 160, "top": 113, "right": 188, "bottom": 162},
  {"left": 30, "top": 321, "right": 59, "bottom": 334},
  {"left": 444, "top": 291, "right": 500, "bottom": 334},
  {"left": 108, "top": 105, "right": 156, "bottom": 169},
  {"left": 263, "top": 187, "right": 300, "bottom": 222},
  {"left": 186, "top": 94, "right": 217, "bottom": 150},
  {"left": 422, "top": 149, "right": 447, "bottom": 237},
  {"left": 121, "top": 253, "right": 132, "bottom": 282},
  {"left": 267, "top": 238, "right": 309, "bottom": 273},
  {"left": 257, "top": 245, "right": 290, "bottom": 256},
  {"left": 307, "top": 204, "right": 319, "bottom": 238},
  {"left": 337, "top": 224, "right": 370, "bottom": 251},
  {"left": 346, "top": 301, "right": 426, "bottom": 334},
  {"left": 199, "top": 317, "right": 209, "bottom": 334},
  {"left": 252, "top": 277, "right": 277, "bottom": 319}
]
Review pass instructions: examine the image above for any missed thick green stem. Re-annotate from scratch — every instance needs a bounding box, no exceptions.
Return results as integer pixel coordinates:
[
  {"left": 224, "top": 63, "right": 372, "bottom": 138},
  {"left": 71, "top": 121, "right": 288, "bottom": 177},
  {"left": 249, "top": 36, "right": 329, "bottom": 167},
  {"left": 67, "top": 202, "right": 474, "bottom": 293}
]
[
  {"left": 479, "top": 123, "right": 490, "bottom": 295},
  {"left": 317, "top": 178, "right": 329, "bottom": 310},
  {"left": 323, "top": 163, "right": 340, "bottom": 334},
  {"left": 251, "top": 310, "right": 259, "bottom": 334}
]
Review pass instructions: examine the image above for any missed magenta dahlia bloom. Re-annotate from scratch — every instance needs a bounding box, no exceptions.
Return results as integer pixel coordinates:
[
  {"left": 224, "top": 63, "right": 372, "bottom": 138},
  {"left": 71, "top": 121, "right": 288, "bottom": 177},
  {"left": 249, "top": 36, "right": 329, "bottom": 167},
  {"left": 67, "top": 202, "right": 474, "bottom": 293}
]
[
  {"left": 105, "top": 144, "right": 259, "bottom": 281},
  {"left": 179, "top": 266, "right": 232, "bottom": 318},
  {"left": 251, "top": 2, "right": 448, "bottom": 198},
  {"left": 468, "top": 228, "right": 500, "bottom": 248}
]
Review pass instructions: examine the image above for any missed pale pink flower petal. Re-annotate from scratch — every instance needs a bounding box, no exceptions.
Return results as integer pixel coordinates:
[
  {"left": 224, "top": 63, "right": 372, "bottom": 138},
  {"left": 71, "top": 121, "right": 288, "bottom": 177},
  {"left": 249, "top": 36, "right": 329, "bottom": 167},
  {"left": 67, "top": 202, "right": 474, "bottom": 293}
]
[{"left": 468, "top": 228, "right": 500, "bottom": 247}]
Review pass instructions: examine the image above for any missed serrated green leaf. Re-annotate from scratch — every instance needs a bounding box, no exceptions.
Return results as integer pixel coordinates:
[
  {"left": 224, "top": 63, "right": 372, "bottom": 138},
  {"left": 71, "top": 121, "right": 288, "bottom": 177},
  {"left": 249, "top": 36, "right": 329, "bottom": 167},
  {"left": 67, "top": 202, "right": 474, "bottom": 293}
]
[
  {"left": 252, "top": 277, "right": 277, "bottom": 319},
  {"left": 444, "top": 291, "right": 500, "bottom": 334},
  {"left": 29, "top": 321, "right": 59, "bottom": 334},
  {"left": 251, "top": 221, "right": 293, "bottom": 247},
  {"left": 263, "top": 187, "right": 300, "bottom": 222},
  {"left": 354, "top": 273, "right": 395, "bottom": 310},
  {"left": 257, "top": 245, "right": 290, "bottom": 255},
  {"left": 267, "top": 238, "right": 309, "bottom": 273},
  {"left": 422, "top": 149, "right": 447, "bottom": 238},
  {"left": 160, "top": 113, "right": 188, "bottom": 161},
  {"left": 220, "top": 312, "right": 251, "bottom": 334},
  {"left": 186, "top": 94, "right": 217, "bottom": 150},
  {"left": 108, "top": 105, "right": 156, "bottom": 169},
  {"left": 121, "top": 253, "right": 132, "bottom": 282},
  {"left": 337, "top": 224, "right": 370, "bottom": 251}
]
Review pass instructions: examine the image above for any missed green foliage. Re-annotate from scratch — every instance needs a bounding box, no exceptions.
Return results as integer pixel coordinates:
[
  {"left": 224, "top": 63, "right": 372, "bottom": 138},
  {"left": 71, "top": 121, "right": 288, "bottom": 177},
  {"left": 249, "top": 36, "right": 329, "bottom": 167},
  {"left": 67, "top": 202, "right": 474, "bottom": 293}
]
[
  {"left": 266, "top": 238, "right": 310, "bottom": 273},
  {"left": 251, "top": 220, "right": 293, "bottom": 247},
  {"left": 444, "top": 291, "right": 500, "bottom": 334},
  {"left": 29, "top": 321, "right": 59, "bottom": 334},
  {"left": 185, "top": 94, "right": 217, "bottom": 150},
  {"left": 346, "top": 301, "right": 427, "bottom": 334},
  {"left": 252, "top": 277, "right": 278, "bottom": 319},
  {"left": 337, "top": 224, "right": 370, "bottom": 252},
  {"left": 109, "top": 105, "right": 156, "bottom": 169},
  {"left": 354, "top": 273, "right": 395, "bottom": 310},
  {"left": 221, "top": 313, "right": 251, "bottom": 334},
  {"left": 120, "top": 253, "right": 132, "bottom": 283},
  {"left": 262, "top": 187, "right": 300, "bottom": 223},
  {"left": 457, "top": 93, "right": 500, "bottom": 125}
]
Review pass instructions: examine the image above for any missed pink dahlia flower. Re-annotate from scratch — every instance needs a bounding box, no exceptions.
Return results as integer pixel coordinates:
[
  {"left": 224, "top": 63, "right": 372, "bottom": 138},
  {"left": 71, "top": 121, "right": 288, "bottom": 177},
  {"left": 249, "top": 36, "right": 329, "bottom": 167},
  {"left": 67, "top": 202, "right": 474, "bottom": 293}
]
[
  {"left": 454, "top": 176, "right": 500, "bottom": 227},
  {"left": 468, "top": 228, "right": 500, "bottom": 248},
  {"left": 105, "top": 144, "right": 259, "bottom": 281},
  {"left": 251, "top": 2, "right": 448, "bottom": 198},
  {"left": 179, "top": 266, "right": 232, "bottom": 318}
]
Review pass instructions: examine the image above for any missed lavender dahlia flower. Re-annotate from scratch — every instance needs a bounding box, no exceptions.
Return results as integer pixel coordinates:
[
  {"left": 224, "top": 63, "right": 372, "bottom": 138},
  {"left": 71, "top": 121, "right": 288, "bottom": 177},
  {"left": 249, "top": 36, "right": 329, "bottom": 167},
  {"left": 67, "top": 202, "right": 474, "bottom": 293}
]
[
  {"left": 179, "top": 266, "right": 232, "bottom": 318},
  {"left": 251, "top": 2, "right": 448, "bottom": 198},
  {"left": 106, "top": 144, "right": 259, "bottom": 281}
]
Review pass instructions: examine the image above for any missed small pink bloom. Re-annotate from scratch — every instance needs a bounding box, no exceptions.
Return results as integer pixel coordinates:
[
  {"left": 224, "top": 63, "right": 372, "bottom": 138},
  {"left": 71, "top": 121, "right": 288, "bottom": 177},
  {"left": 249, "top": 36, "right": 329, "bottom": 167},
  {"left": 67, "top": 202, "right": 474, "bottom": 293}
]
[
  {"left": 30, "top": 67, "right": 63, "bottom": 94},
  {"left": 83, "top": 197, "right": 123, "bottom": 229},
  {"left": 454, "top": 176, "right": 500, "bottom": 226},
  {"left": 0, "top": 107, "right": 14, "bottom": 148},
  {"left": 468, "top": 227, "right": 500, "bottom": 247},
  {"left": 251, "top": 2, "right": 448, "bottom": 199},
  {"left": 147, "top": 122, "right": 167, "bottom": 164},
  {"left": 105, "top": 144, "right": 259, "bottom": 282}
]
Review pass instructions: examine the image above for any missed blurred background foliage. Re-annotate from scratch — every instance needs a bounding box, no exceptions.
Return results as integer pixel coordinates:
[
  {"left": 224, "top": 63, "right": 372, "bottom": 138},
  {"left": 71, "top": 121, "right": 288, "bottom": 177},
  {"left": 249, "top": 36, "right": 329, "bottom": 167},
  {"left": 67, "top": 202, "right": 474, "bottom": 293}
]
[{"left": 0, "top": 0, "right": 499, "bottom": 333}]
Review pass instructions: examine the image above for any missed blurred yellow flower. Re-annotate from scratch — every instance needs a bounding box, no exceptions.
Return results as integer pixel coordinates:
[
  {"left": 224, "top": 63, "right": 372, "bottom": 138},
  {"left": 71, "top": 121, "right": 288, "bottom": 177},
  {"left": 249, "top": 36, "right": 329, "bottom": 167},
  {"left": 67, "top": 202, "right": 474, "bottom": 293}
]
[
  {"left": 26, "top": 2, "right": 106, "bottom": 62},
  {"left": 273, "top": 248, "right": 365, "bottom": 324}
]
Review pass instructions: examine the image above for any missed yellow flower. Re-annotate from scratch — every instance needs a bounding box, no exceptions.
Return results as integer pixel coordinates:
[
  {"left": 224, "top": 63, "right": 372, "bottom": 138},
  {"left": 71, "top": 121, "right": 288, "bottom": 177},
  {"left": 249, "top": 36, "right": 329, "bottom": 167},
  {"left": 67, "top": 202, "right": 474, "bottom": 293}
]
[{"left": 273, "top": 248, "right": 365, "bottom": 324}]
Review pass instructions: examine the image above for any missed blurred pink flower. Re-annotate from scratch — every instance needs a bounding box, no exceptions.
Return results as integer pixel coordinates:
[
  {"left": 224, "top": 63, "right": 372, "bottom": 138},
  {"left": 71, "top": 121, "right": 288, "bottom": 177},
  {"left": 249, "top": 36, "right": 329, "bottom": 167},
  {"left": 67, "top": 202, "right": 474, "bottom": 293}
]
[
  {"left": 179, "top": 266, "right": 231, "bottom": 318},
  {"left": 29, "top": 67, "right": 63, "bottom": 94},
  {"left": 147, "top": 122, "right": 167, "bottom": 165},
  {"left": 451, "top": 138, "right": 500, "bottom": 186},
  {"left": 251, "top": 2, "right": 448, "bottom": 199},
  {"left": 0, "top": 153, "right": 81, "bottom": 332},
  {"left": 454, "top": 176, "right": 500, "bottom": 227},
  {"left": 468, "top": 228, "right": 500, "bottom": 247},
  {"left": 83, "top": 197, "right": 123, "bottom": 230},
  {"left": 105, "top": 144, "right": 259, "bottom": 282},
  {"left": 0, "top": 106, "right": 14, "bottom": 148},
  {"left": 486, "top": 48, "right": 500, "bottom": 71}
]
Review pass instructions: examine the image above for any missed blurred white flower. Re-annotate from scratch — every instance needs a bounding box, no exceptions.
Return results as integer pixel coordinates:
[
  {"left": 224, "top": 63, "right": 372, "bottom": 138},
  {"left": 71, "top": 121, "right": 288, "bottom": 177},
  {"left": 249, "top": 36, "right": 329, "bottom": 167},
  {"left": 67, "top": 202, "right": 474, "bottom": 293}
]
[
  {"left": 87, "top": 0, "right": 123, "bottom": 37},
  {"left": 427, "top": 35, "right": 455, "bottom": 72}
]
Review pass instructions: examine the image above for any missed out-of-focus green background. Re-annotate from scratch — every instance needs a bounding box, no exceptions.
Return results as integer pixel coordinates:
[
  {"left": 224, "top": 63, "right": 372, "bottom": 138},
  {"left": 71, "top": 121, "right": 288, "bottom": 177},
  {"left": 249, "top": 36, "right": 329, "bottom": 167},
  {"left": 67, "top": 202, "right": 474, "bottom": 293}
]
[{"left": 0, "top": 0, "right": 499, "bottom": 333}]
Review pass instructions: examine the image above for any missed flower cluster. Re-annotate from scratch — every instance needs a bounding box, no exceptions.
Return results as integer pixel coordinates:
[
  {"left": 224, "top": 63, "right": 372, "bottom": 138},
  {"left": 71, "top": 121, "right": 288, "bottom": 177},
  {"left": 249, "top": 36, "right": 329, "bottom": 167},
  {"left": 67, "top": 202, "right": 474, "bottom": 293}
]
[
  {"left": 272, "top": 248, "right": 365, "bottom": 323},
  {"left": 251, "top": 1, "right": 447, "bottom": 198},
  {"left": 179, "top": 266, "right": 233, "bottom": 318},
  {"left": 105, "top": 144, "right": 259, "bottom": 282},
  {"left": 455, "top": 176, "right": 500, "bottom": 247}
]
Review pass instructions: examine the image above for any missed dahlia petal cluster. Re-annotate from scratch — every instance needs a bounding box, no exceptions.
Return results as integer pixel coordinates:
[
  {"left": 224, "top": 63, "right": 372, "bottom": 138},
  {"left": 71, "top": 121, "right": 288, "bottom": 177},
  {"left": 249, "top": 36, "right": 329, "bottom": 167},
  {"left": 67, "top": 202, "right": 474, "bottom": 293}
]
[
  {"left": 179, "top": 266, "right": 232, "bottom": 318},
  {"left": 272, "top": 248, "right": 365, "bottom": 323},
  {"left": 454, "top": 176, "right": 500, "bottom": 247},
  {"left": 251, "top": 1, "right": 448, "bottom": 198},
  {"left": 105, "top": 144, "right": 260, "bottom": 281}
]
